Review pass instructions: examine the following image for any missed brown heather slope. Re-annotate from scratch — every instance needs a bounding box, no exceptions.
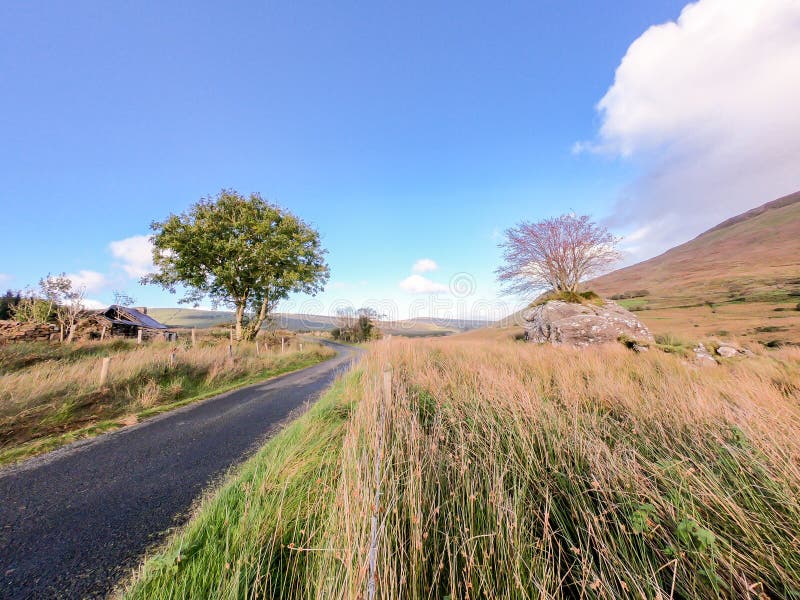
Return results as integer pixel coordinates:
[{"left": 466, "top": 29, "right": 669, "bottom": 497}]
[
  {"left": 589, "top": 190, "right": 800, "bottom": 344},
  {"left": 591, "top": 190, "right": 800, "bottom": 306}
]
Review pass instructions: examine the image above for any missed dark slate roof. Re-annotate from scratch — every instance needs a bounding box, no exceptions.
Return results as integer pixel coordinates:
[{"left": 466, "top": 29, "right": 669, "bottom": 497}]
[{"left": 103, "top": 306, "right": 169, "bottom": 330}]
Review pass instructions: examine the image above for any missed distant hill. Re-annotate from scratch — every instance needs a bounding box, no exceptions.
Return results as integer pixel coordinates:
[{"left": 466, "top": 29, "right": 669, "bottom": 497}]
[
  {"left": 498, "top": 190, "right": 800, "bottom": 345},
  {"left": 591, "top": 190, "right": 800, "bottom": 308},
  {"left": 146, "top": 307, "right": 490, "bottom": 337}
]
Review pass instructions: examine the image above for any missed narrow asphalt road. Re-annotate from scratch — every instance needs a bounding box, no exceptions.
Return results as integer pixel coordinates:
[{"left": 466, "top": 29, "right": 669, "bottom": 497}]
[{"left": 0, "top": 341, "right": 362, "bottom": 600}]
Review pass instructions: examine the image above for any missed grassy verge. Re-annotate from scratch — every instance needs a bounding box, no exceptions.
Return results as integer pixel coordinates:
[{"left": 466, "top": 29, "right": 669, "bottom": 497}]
[
  {"left": 0, "top": 343, "right": 335, "bottom": 467},
  {"left": 0, "top": 339, "right": 137, "bottom": 374},
  {"left": 122, "top": 371, "right": 360, "bottom": 599},
  {"left": 124, "top": 336, "right": 800, "bottom": 599}
]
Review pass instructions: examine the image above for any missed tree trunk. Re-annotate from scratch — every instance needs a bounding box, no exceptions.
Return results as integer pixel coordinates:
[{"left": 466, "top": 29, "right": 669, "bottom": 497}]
[
  {"left": 234, "top": 303, "right": 245, "bottom": 342},
  {"left": 241, "top": 296, "right": 271, "bottom": 341}
]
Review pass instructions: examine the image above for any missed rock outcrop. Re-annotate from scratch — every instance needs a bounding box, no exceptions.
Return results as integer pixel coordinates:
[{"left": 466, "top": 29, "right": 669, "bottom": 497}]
[
  {"left": 715, "top": 343, "right": 753, "bottom": 358},
  {"left": 692, "top": 343, "right": 718, "bottom": 366},
  {"left": 523, "top": 300, "right": 654, "bottom": 347}
]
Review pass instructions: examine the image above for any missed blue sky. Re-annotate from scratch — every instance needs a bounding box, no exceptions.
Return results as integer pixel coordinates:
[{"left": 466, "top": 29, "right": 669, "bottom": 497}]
[{"left": 2, "top": 1, "right": 798, "bottom": 318}]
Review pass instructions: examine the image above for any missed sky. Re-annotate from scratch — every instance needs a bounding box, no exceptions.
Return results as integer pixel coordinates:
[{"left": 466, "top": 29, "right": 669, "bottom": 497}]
[{"left": 2, "top": 0, "right": 799, "bottom": 320}]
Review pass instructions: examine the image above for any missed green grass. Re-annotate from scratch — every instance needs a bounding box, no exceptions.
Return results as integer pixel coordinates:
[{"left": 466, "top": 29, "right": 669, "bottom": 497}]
[
  {"left": 531, "top": 289, "right": 604, "bottom": 307},
  {"left": 653, "top": 332, "right": 694, "bottom": 356},
  {"left": 122, "top": 371, "right": 359, "bottom": 599},
  {"left": 616, "top": 297, "right": 648, "bottom": 310}
]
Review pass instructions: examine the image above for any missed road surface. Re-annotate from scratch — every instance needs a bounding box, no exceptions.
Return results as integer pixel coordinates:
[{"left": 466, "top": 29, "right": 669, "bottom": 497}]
[{"left": 0, "top": 341, "right": 361, "bottom": 599}]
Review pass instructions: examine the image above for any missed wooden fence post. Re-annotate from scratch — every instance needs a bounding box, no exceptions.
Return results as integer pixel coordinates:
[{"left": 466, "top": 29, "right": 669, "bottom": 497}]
[
  {"left": 299, "top": 342, "right": 303, "bottom": 352},
  {"left": 137, "top": 329, "right": 143, "bottom": 345},
  {"left": 100, "top": 326, "right": 107, "bottom": 341},
  {"left": 191, "top": 328, "right": 196, "bottom": 348},
  {"left": 170, "top": 352, "right": 177, "bottom": 367},
  {"left": 99, "top": 357, "right": 111, "bottom": 387},
  {"left": 59, "top": 324, "right": 64, "bottom": 343},
  {"left": 255, "top": 340, "right": 260, "bottom": 355},
  {"left": 281, "top": 336, "right": 285, "bottom": 353}
]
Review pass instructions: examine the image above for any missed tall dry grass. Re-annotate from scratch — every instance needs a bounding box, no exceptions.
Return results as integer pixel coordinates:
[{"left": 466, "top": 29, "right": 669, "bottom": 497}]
[
  {"left": 125, "top": 336, "right": 800, "bottom": 599},
  {"left": 0, "top": 339, "right": 334, "bottom": 462}
]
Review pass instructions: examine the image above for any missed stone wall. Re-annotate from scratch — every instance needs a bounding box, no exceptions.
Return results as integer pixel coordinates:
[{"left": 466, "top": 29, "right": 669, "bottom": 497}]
[{"left": 0, "top": 320, "right": 58, "bottom": 343}]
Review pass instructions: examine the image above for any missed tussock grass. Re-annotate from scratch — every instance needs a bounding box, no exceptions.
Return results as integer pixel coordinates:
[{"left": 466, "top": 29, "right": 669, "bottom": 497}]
[
  {"left": 0, "top": 340, "right": 334, "bottom": 465},
  {"left": 0, "top": 338, "right": 134, "bottom": 374},
  {"left": 532, "top": 290, "right": 604, "bottom": 307},
  {"left": 124, "top": 336, "right": 800, "bottom": 599}
]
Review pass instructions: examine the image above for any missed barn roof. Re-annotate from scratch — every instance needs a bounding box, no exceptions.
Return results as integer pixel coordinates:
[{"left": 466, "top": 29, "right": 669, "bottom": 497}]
[{"left": 102, "top": 306, "right": 169, "bottom": 330}]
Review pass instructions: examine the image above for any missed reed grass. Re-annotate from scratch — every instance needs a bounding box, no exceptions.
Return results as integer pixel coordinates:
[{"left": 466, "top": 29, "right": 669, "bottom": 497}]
[
  {"left": 123, "top": 336, "right": 800, "bottom": 599},
  {"left": 0, "top": 339, "right": 334, "bottom": 465}
]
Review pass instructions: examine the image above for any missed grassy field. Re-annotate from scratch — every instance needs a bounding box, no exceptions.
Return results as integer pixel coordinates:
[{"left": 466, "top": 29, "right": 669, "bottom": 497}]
[
  {"left": 583, "top": 192, "right": 800, "bottom": 344},
  {"left": 0, "top": 336, "right": 335, "bottom": 466},
  {"left": 122, "top": 332, "right": 800, "bottom": 599}
]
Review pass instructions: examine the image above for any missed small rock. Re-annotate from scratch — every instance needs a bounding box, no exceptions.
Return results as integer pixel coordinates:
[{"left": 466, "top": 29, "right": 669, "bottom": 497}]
[
  {"left": 693, "top": 343, "right": 718, "bottom": 366},
  {"left": 716, "top": 345, "right": 739, "bottom": 358}
]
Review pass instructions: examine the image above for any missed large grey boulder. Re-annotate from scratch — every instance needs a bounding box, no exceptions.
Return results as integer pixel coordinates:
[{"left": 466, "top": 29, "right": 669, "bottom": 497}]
[{"left": 523, "top": 300, "right": 654, "bottom": 347}]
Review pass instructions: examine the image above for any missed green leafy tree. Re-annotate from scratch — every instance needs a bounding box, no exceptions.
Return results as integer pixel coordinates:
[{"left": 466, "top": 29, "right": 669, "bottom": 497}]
[
  {"left": 11, "top": 275, "right": 85, "bottom": 341},
  {"left": 10, "top": 294, "right": 53, "bottom": 324},
  {"left": 144, "top": 190, "right": 329, "bottom": 341}
]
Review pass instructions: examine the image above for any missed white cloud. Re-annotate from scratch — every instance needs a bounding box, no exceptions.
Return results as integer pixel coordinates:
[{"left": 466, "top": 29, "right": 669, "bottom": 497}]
[
  {"left": 109, "top": 235, "right": 154, "bottom": 278},
  {"left": 83, "top": 298, "right": 107, "bottom": 310},
  {"left": 582, "top": 0, "right": 800, "bottom": 259},
  {"left": 0, "top": 273, "right": 10, "bottom": 285},
  {"left": 66, "top": 270, "right": 109, "bottom": 293},
  {"left": 412, "top": 258, "right": 438, "bottom": 273},
  {"left": 399, "top": 274, "right": 448, "bottom": 294}
]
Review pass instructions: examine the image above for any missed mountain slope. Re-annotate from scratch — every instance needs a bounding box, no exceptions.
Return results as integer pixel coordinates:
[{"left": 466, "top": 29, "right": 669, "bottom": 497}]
[{"left": 591, "top": 190, "right": 800, "bottom": 307}]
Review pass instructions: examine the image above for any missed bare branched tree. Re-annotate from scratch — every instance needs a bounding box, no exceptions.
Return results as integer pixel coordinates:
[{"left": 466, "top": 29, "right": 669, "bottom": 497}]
[
  {"left": 496, "top": 214, "right": 621, "bottom": 296},
  {"left": 335, "top": 307, "right": 357, "bottom": 331},
  {"left": 112, "top": 290, "right": 137, "bottom": 307},
  {"left": 39, "top": 274, "right": 86, "bottom": 342}
]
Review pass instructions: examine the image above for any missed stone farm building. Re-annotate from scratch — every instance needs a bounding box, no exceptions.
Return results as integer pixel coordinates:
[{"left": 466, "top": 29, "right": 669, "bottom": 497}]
[{"left": 74, "top": 306, "right": 176, "bottom": 341}]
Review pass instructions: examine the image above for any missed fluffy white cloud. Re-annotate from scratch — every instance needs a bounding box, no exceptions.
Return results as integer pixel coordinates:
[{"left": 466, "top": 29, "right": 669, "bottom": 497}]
[
  {"left": 0, "top": 273, "right": 10, "bottom": 284},
  {"left": 83, "top": 298, "right": 107, "bottom": 310},
  {"left": 412, "top": 258, "right": 438, "bottom": 273},
  {"left": 109, "top": 235, "right": 154, "bottom": 278},
  {"left": 399, "top": 274, "right": 448, "bottom": 294},
  {"left": 66, "top": 270, "right": 109, "bottom": 293},
  {"left": 583, "top": 0, "right": 800, "bottom": 259}
]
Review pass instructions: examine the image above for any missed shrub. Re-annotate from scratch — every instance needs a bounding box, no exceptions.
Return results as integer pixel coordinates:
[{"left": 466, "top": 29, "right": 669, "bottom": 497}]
[{"left": 533, "top": 289, "right": 604, "bottom": 306}]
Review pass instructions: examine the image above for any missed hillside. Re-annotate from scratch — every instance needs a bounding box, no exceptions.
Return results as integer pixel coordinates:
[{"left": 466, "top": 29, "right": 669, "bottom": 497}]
[
  {"left": 146, "top": 308, "right": 490, "bottom": 337},
  {"left": 500, "top": 191, "right": 800, "bottom": 345},
  {"left": 591, "top": 190, "right": 800, "bottom": 307}
]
